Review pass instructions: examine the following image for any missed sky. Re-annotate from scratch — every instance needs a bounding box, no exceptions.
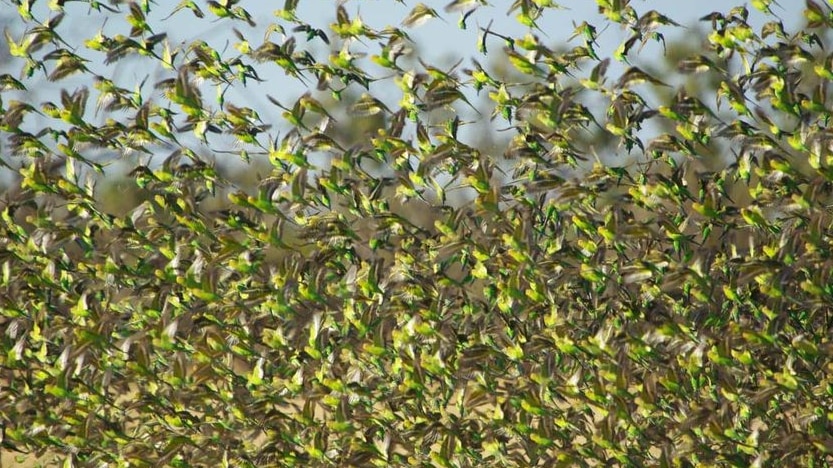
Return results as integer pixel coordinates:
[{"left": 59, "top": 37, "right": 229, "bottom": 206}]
[
  {"left": 148, "top": 1, "right": 805, "bottom": 111},
  {"left": 6, "top": 0, "right": 807, "bottom": 110},
  {"left": 0, "top": 1, "right": 811, "bottom": 182}
]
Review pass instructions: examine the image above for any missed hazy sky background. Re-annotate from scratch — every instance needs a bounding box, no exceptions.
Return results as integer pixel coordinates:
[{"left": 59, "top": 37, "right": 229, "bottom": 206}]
[
  {"left": 149, "top": 1, "right": 806, "bottom": 109},
  {"left": 8, "top": 0, "right": 804, "bottom": 109},
  {"left": 0, "top": 1, "right": 811, "bottom": 180}
]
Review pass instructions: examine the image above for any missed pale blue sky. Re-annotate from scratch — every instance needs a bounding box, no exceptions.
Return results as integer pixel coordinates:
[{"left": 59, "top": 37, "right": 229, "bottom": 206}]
[
  {"left": 6, "top": 1, "right": 808, "bottom": 118},
  {"left": 1, "top": 1, "right": 810, "bottom": 173},
  {"left": 154, "top": 1, "right": 805, "bottom": 107}
]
